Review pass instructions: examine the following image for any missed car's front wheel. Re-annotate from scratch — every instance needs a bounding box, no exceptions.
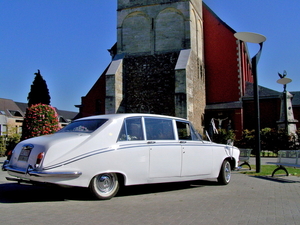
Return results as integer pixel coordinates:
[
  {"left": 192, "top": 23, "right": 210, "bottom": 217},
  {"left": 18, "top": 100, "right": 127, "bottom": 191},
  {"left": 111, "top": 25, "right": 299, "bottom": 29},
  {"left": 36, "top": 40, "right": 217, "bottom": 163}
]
[
  {"left": 89, "top": 173, "right": 119, "bottom": 200},
  {"left": 217, "top": 160, "right": 231, "bottom": 185}
]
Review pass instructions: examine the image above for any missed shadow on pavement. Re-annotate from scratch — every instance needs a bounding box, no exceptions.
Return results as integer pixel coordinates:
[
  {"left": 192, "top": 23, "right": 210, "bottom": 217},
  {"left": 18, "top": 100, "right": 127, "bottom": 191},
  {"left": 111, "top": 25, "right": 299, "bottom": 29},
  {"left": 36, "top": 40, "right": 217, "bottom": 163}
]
[
  {"left": 253, "top": 175, "right": 300, "bottom": 183},
  {"left": 117, "top": 179, "right": 218, "bottom": 198},
  {"left": 0, "top": 179, "right": 219, "bottom": 203},
  {"left": 0, "top": 182, "right": 94, "bottom": 203}
]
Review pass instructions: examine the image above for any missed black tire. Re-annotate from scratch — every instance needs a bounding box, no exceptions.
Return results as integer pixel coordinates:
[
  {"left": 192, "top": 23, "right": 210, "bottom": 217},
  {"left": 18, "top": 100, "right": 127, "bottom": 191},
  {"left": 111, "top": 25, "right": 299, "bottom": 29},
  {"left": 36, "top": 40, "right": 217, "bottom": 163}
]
[
  {"left": 89, "top": 173, "right": 119, "bottom": 200},
  {"left": 217, "top": 160, "right": 231, "bottom": 185}
]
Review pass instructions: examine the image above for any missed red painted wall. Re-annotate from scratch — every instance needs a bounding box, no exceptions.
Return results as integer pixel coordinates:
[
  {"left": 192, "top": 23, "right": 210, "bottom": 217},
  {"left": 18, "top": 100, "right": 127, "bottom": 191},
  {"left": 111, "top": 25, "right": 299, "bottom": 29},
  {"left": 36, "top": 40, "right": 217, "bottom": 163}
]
[
  {"left": 243, "top": 98, "right": 281, "bottom": 130},
  {"left": 79, "top": 67, "right": 107, "bottom": 118},
  {"left": 203, "top": 5, "right": 253, "bottom": 104},
  {"left": 203, "top": 6, "right": 239, "bottom": 103}
]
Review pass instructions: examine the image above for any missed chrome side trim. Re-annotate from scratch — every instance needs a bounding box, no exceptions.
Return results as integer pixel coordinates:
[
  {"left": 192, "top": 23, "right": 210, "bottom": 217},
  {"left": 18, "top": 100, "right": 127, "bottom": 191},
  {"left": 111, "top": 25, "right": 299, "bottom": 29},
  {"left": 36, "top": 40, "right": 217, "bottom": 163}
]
[
  {"left": 5, "top": 165, "right": 82, "bottom": 178},
  {"left": 29, "top": 170, "right": 82, "bottom": 177},
  {"left": 42, "top": 147, "right": 114, "bottom": 170}
]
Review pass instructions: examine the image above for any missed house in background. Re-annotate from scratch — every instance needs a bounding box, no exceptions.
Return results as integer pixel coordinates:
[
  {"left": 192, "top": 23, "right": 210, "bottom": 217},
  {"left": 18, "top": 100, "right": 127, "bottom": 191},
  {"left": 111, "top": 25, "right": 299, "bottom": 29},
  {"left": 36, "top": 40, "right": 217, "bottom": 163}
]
[
  {"left": 0, "top": 98, "right": 77, "bottom": 135},
  {"left": 0, "top": 99, "right": 24, "bottom": 135},
  {"left": 15, "top": 102, "right": 77, "bottom": 127}
]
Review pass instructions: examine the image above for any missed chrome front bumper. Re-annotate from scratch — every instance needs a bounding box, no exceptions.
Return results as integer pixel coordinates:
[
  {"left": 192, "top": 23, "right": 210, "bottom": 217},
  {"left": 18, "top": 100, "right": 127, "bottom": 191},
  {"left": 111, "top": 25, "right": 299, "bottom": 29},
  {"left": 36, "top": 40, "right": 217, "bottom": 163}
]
[{"left": 2, "top": 161, "right": 82, "bottom": 178}]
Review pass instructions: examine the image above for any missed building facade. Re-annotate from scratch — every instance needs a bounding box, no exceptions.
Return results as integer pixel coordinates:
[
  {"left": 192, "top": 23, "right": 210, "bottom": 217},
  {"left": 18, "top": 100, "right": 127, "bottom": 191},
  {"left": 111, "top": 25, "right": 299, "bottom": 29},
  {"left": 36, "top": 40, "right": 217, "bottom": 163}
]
[
  {"left": 0, "top": 99, "right": 24, "bottom": 136},
  {"left": 76, "top": 1, "right": 300, "bottom": 138},
  {"left": 79, "top": 0, "right": 206, "bottom": 132}
]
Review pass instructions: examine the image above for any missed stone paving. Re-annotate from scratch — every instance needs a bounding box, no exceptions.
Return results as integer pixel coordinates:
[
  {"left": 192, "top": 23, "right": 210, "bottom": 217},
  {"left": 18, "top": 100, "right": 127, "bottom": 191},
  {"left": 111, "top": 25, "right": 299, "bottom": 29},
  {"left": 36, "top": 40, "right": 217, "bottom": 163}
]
[{"left": 0, "top": 157, "right": 300, "bottom": 225}]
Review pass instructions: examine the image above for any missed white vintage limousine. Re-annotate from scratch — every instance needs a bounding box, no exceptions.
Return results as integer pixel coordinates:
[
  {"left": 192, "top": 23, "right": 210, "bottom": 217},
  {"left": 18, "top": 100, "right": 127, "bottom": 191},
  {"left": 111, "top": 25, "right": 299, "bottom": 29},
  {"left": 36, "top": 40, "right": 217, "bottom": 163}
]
[{"left": 3, "top": 114, "right": 240, "bottom": 200}]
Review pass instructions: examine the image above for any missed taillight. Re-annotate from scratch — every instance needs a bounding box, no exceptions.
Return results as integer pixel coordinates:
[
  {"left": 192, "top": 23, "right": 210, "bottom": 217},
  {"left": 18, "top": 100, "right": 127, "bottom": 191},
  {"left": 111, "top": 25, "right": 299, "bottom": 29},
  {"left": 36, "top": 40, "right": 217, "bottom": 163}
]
[
  {"left": 6, "top": 150, "right": 12, "bottom": 160},
  {"left": 35, "top": 152, "right": 45, "bottom": 168}
]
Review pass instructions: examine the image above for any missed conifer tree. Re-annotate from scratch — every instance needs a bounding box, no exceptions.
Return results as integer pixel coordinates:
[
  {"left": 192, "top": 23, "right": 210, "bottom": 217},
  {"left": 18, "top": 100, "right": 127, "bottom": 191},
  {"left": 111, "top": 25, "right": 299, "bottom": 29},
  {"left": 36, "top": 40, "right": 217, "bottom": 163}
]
[
  {"left": 21, "top": 70, "right": 59, "bottom": 140},
  {"left": 27, "top": 70, "right": 51, "bottom": 107}
]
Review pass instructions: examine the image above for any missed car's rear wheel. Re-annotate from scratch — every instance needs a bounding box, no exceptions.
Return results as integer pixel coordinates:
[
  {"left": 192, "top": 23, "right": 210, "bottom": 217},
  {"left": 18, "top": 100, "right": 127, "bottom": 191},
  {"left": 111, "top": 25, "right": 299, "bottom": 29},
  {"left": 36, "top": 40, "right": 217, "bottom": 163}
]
[
  {"left": 89, "top": 173, "right": 119, "bottom": 200},
  {"left": 217, "top": 160, "right": 231, "bottom": 185}
]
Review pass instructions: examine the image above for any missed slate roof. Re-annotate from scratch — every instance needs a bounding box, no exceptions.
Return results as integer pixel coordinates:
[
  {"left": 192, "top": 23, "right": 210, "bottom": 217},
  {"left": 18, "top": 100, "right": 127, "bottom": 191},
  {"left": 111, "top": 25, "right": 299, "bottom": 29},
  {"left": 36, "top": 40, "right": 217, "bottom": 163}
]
[
  {"left": 14, "top": 102, "right": 27, "bottom": 114},
  {"left": 243, "top": 82, "right": 300, "bottom": 106},
  {"left": 55, "top": 108, "right": 78, "bottom": 122},
  {"left": 0, "top": 98, "right": 24, "bottom": 118},
  {"left": 243, "top": 81, "right": 281, "bottom": 99},
  {"left": 206, "top": 82, "right": 300, "bottom": 110},
  {"left": 291, "top": 92, "right": 300, "bottom": 106}
]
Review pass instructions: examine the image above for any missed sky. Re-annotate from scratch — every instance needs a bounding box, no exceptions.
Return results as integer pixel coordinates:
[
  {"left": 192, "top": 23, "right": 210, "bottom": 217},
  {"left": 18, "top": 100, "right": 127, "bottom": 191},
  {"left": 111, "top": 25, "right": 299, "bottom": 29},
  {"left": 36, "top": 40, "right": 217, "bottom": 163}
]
[{"left": 1, "top": 1, "right": 299, "bottom": 112}]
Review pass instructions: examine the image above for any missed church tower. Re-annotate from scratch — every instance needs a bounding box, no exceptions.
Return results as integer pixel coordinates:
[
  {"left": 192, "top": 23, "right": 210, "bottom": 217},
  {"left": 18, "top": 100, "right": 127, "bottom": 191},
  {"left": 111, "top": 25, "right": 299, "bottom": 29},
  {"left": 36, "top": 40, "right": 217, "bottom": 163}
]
[{"left": 106, "top": 0, "right": 205, "bottom": 132}]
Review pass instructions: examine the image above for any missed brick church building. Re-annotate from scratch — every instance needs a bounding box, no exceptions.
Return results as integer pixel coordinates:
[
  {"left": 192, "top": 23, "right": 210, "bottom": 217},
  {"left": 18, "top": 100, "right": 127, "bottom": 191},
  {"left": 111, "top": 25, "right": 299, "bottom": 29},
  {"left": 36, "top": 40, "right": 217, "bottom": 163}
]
[{"left": 75, "top": 0, "right": 300, "bottom": 138}]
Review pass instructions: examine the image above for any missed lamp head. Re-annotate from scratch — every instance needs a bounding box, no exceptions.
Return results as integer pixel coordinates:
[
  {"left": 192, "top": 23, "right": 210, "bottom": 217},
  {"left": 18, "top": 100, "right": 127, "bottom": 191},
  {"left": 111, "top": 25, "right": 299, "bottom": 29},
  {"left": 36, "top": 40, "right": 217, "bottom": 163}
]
[
  {"left": 234, "top": 32, "right": 267, "bottom": 43},
  {"left": 277, "top": 77, "right": 292, "bottom": 85}
]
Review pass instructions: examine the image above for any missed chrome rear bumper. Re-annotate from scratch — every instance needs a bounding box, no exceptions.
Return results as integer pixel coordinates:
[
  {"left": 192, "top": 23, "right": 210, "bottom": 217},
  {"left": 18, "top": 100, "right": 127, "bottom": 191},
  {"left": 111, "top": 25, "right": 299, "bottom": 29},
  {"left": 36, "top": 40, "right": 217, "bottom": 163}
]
[{"left": 3, "top": 161, "right": 82, "bottom": 178}]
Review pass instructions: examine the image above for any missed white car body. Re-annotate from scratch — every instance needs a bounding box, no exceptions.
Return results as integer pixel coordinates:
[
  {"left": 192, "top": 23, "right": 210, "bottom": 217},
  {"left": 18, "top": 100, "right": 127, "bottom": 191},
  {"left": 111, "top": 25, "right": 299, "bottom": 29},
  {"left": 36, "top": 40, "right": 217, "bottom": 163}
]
[{"left": 3, "top": 114, "right": 240, "bottom": 199}]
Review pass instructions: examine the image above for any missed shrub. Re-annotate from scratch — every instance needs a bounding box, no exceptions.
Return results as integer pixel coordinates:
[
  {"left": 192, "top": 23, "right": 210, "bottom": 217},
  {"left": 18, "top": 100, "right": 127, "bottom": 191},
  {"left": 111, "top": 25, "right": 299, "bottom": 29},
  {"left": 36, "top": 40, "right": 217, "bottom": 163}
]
[
  {"left": 6, "top": 133, "right": 21, "bottom": 151},
  {"left": 212, "top": 129, "right": 236, "bottom": 144},
  {"left": 234, "top": 127, "right": 298, "bottom": 154},
  {"left": 0, "top": 134, "right": 21, "bottom": 157},
  {"left": 235, "top": 129, "right": 255, "bottom": 149},
  {"left": 21, "top": 104, "right": 60, "bottom": 140},
  {"left": 0, "top": 136, "right": 6, "bottom": 157}
]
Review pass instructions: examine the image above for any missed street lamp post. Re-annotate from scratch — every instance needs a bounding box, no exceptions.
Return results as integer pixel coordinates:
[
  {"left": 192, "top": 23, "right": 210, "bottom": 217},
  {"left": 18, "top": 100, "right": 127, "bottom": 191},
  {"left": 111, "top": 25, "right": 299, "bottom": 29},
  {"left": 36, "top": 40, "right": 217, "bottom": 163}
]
[{"left": 234, "top": 32, "right": 266, "bottom": 173}]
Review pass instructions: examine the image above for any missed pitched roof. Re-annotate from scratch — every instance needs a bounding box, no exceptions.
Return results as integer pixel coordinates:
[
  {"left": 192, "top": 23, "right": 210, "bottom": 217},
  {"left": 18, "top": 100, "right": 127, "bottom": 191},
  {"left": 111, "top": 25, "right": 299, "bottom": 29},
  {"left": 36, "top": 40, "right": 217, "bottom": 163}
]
[
  {"left": 15, "top": 102, "right": 27, "bottom": 114},
  {"left": 55, "top": 108, "right": 78, "bottom": 122},
  {"left": 0, "top": 98, "right": 24, "bottom": 118},
  {"left": 243, "top": 81, "right": 281, "bottom": 99},
  {"left": 243, "top": 82, "right": 300, "bottom": 107},
  {"left": 291, "top": 92, "right": 300, "bottom": 106},
  {"left": 1, "top": 98, "right": 77, "bottom": 121}
]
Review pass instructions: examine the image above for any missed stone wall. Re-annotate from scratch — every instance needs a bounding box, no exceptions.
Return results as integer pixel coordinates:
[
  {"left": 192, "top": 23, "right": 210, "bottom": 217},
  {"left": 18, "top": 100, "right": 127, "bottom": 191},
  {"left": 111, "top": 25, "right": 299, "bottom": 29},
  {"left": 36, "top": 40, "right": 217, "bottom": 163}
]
[
  {"left": 117, "top": 1, "right": 191, "bottom": 55},
  {"left": 112, "top": 0, "right": 205, "bottom": 132},
  {"left": 186, "top": 49, "right": 205, "bottom": 132},
  {"left": 123, "top": 52, "right": 179, "bottom": 115},
  {"left": 105, "top": 59, "right": 124, "bottom": 114}
]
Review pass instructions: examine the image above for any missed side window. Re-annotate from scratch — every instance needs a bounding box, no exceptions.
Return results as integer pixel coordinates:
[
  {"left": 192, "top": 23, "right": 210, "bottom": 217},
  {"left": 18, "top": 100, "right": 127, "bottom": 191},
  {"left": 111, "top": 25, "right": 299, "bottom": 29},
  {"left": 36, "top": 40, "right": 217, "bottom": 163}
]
[
  {"left": 118, "top": 117, "right": 144, "bottom": 141},
  {"left": 145, "top": 118, "right": 175, "bottom": 140},
  {"left": 176, "top": 121, "right": 201, "bottom": 141}
]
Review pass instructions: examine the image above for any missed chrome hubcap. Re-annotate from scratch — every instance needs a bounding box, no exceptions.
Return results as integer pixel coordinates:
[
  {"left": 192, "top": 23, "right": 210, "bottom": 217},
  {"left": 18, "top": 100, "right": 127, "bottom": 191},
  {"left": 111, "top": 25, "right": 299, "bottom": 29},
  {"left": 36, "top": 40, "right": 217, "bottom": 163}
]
[
  {"left": 225, "top": 162, "right": 231, "bottom": 182},
  {"left": 96, "top": 174, "right": 115, "bottom": 193}
]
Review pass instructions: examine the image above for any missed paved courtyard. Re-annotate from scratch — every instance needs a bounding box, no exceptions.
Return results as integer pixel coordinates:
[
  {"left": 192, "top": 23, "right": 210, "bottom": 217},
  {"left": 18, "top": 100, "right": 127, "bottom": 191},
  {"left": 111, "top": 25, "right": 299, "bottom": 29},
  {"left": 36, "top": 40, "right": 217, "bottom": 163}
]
[{"left": 0, "top": 157, "right": 300, "bottom": 225}]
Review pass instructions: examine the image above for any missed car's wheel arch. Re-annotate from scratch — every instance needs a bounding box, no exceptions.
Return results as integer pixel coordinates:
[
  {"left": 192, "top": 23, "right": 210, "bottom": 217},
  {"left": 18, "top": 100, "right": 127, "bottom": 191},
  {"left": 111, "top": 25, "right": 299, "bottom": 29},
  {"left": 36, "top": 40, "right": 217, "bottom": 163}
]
[
  {"left": 89, "top": 171, "right": 127, "bottom": 200},
  {"left": 90, "top": 170, "right": 127, "bottom": 186},
  {"left": 217, "top": 158, "right": 233, "bottom": 185},
  {"left": 224, "top": 157, "right": 236, "bottom": 170}
]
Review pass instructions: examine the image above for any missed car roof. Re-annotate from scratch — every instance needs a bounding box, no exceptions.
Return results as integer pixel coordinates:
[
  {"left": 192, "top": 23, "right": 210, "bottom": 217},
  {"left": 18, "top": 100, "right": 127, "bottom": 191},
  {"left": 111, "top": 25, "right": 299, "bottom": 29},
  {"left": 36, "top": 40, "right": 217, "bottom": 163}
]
[{"left": 75, "top": 113, "right": 189, "bottom": 122}]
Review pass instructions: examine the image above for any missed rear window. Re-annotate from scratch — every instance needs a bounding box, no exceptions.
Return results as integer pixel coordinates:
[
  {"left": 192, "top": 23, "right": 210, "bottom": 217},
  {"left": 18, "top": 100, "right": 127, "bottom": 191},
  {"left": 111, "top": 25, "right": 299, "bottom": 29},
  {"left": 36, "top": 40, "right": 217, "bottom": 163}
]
[
  {"left": 58, "top": 119, "right": 108, "bottom": 133},
  {"left": 118, "top": 117, "right": 144, "bottom": 141}
]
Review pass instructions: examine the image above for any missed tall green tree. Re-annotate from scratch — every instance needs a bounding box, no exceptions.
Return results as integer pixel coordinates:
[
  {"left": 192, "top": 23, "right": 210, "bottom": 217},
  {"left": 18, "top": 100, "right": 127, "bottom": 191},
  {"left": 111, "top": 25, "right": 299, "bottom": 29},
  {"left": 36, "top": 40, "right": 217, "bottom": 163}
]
[
  {"left": 27, "top": 70, "right": 51, "bottom": 107},
  {"left": 21, "top": 70, "right": 59, "bottom": 140}
]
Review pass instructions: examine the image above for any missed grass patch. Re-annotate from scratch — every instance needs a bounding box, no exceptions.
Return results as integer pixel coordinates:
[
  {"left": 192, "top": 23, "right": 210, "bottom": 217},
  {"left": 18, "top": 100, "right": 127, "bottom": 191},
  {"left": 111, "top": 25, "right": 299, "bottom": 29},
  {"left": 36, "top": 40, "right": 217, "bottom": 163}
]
[{"left": 239, "top": 165, "right": 300, "bottom": 177}]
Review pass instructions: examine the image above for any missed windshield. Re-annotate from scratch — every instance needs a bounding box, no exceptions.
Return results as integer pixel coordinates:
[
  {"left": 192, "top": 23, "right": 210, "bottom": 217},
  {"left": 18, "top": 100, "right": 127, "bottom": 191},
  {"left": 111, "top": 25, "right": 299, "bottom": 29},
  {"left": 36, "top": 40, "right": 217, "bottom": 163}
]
[{"left": 58, "top": 119, "right": 108, "bottom": 133}]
